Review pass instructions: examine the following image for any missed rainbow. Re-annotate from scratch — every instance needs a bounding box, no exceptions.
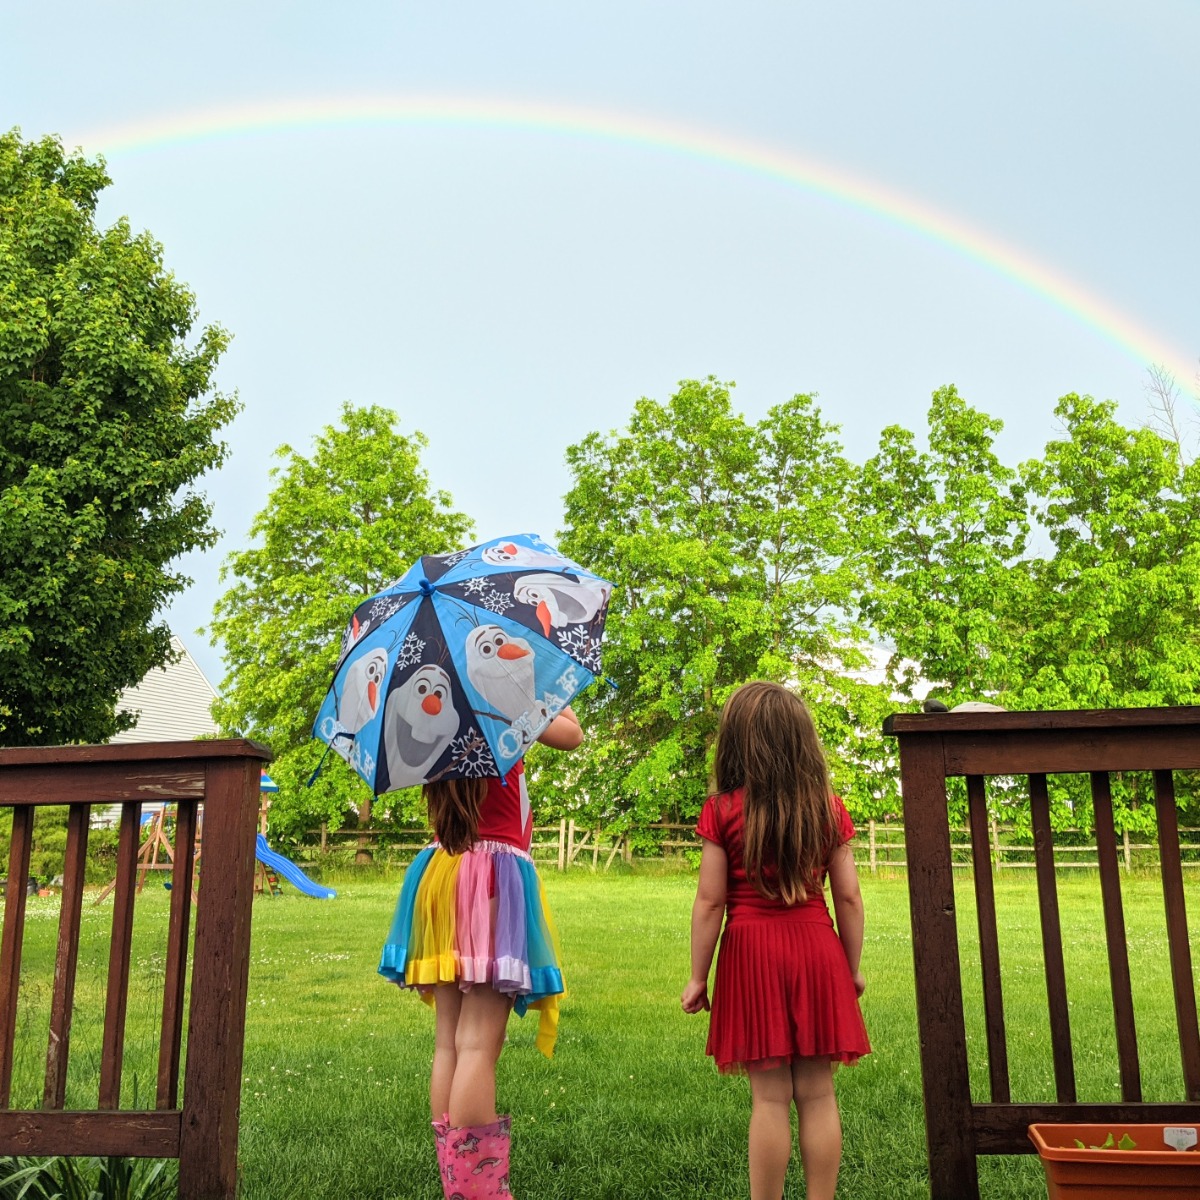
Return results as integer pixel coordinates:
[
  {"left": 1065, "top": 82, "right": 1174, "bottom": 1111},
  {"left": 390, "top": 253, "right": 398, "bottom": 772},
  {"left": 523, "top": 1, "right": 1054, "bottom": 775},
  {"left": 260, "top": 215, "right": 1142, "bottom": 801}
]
[{"left": 69, "top": 94, "right": 1195, "bottom": 386}]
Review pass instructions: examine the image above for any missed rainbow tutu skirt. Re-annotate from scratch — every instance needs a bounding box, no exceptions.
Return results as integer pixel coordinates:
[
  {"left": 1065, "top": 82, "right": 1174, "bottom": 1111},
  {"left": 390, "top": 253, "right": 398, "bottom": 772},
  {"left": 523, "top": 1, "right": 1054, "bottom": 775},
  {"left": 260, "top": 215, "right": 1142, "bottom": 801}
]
[{"left": 378, "top": 839, "right": 565, "bottom": 1056}]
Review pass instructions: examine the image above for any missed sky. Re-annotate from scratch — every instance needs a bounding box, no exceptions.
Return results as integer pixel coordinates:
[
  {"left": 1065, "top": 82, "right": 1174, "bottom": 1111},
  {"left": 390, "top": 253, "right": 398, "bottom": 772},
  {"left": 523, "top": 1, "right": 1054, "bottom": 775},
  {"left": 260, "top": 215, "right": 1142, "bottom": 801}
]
[{"left": 6, "top": 0, "right": 1199, "bottom": 688}]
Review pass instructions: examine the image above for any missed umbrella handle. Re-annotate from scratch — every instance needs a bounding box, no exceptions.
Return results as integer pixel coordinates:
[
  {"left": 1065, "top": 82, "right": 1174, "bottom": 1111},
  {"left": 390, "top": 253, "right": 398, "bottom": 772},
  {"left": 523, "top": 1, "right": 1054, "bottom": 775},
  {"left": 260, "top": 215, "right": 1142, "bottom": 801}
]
[{"left": 306, "top": 740, "right": 338, "bottom": 787}]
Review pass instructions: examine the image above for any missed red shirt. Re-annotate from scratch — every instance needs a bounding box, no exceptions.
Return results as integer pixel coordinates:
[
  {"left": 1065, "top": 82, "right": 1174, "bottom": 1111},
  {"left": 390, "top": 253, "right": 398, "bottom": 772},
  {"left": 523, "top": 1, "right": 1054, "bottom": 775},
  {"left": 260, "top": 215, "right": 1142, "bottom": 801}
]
[
  {"left": 696, "top": 788, "right": 855, "bottom": 924},
  {"left": 475, "top": 761, "right": 533, "bottom": 851}
]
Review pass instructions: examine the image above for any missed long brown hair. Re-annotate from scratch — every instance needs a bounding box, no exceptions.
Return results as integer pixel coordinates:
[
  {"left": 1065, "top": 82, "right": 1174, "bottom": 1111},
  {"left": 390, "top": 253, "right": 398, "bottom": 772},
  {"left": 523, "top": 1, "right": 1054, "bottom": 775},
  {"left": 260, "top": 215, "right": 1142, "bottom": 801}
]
[
  {"left": 713, "top": 681, "right": 839, "bottom": 905},
  {"left": 424, "top": 777, "right": 489, "bottom": 855}
]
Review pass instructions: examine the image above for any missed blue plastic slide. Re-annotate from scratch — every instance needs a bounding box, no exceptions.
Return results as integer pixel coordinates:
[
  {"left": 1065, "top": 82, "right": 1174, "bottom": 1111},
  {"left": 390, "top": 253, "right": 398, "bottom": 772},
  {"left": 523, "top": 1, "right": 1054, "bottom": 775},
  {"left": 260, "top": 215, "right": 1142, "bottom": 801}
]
[{"left": 255, "top": 834, "right": 336, "bottom": 899}]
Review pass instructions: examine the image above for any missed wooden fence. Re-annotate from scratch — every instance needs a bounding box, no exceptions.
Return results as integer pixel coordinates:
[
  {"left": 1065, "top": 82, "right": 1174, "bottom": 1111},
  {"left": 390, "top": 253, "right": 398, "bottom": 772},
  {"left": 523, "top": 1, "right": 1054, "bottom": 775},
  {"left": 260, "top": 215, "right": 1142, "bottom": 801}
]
[
  {"left": 309, "top": 819, "right": 709, "bottom": 870},
  {"left": 314, "top": 815, "right": 1200, "bottom": 876},
  {"left": 862, "top": 819, "right": 1200, "bottom": 872},
  {"left": 0, "top": 740, "right": 270, "bottom": 1200},
  {"left": 884, "top": 706, "right": 1200, "bottom": 1200}
]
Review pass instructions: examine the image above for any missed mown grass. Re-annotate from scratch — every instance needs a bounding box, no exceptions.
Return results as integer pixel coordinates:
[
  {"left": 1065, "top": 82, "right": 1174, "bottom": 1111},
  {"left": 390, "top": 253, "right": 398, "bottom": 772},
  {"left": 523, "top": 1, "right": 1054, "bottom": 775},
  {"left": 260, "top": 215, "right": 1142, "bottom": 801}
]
[{"left": 5, "top": 865, "right": 1197, "bottom": 1198}]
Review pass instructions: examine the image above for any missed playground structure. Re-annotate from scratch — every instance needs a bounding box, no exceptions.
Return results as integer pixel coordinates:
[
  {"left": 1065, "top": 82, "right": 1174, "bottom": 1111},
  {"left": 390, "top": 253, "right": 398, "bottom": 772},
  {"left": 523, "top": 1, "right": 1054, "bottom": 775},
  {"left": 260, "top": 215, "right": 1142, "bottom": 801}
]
[
  {"left": 94, "top": 773, "right": 335, "bottom": 903},
  {"left": 254, "top": 782, "right": 335, "bottom": 900}
]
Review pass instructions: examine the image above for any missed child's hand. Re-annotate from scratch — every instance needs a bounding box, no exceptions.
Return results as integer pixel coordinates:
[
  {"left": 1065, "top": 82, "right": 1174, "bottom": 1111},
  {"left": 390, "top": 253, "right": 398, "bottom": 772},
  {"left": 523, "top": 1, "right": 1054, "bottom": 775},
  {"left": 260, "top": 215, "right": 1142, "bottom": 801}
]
[
  {"left": 852, "top": 969, "right": 866, "bottom": 997},
  {"left": 680, "top": 978, "right": 709, "bottom": 1013}
]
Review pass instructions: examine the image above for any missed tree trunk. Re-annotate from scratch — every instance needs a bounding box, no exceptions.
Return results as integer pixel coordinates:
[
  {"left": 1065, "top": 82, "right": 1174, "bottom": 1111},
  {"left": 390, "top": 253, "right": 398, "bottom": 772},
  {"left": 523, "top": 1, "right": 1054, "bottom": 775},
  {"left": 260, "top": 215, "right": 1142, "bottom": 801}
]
[{"left": 355, "top": 795, "right": 373, "bottom": 864}]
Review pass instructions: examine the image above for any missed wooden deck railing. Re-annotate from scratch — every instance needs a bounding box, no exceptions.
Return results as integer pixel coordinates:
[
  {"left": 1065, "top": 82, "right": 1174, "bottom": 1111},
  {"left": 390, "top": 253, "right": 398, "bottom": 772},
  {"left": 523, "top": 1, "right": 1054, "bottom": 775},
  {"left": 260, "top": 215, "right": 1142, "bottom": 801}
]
[
  {"left": 0, "top": 740, "right": 270, "bottom": 1200},
  {"left": 884, "top": 706, "right": 1200, "bottom": 1199}
]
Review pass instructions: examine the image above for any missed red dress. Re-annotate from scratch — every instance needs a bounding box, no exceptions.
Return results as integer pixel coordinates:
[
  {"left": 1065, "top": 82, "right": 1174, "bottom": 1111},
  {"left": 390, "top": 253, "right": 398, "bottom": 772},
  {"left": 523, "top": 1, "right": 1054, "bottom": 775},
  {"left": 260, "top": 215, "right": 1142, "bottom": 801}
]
[{"left": 696, "top": 789, "right": 871, "bottom": 1073}]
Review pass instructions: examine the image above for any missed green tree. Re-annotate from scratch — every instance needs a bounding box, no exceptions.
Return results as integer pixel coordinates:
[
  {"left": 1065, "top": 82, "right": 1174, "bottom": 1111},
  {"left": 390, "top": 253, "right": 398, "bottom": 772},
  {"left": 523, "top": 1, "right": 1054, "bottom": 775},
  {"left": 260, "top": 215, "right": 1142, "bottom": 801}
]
[
  {"left": 855, "top": 384, "right": 1029, "bottom": 704},
  {"left": 207, "top": 403, "right": 472, "bottom": 835},
  {"left": 1013, "top": 394, "right": 1200, "bottom": 713},
  {"left": 0, "top": 130, "right": 236, "bottom": 745},
  {"left": 558, "top": 378, "right": 865, "bottom": 825}
]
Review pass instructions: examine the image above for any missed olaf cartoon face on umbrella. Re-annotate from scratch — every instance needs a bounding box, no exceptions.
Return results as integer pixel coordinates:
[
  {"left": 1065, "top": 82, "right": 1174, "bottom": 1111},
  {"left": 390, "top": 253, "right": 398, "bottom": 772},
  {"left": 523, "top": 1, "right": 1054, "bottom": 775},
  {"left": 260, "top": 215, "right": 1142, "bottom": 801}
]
[
  {"left": 464, "top": 624, "right": 550, "bottom": 743},
  {"left": 381, "top": 662, "right": 460, "bottom": 785},
  {"left": 480, "top": 542, "right": 569, "bottom": 570},
  {"left": 337, "top": 646, "right": 388, "bottom": 733},
  {"left": 511, "top": 573, "right": 610, "bottom": 637}
]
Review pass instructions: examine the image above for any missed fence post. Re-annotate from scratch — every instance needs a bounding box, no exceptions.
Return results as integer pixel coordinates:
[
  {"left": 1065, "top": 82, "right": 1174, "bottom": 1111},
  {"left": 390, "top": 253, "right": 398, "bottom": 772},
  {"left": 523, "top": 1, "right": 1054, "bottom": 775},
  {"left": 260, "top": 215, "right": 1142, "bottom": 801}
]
[
  {"left": 1123, "top": 827, "right": 1132, "bottom": 873},
  {"left": 869, "top": 820, "right": 877, "bottom": 874},
  {"left": 991, "top": 817, "right": 1002, "bottom": 871},
  {"left": 320, "top": 822, "right": 328, "bottom": 855},
  {"left": 557, "top": 819, "right": 566, "bottom": 871},
  {"left": 592, "top": 831, "right": 600, "bottom": 871},
  {"left": 567, "top": 819, "right": 576, "bottom": 868}
]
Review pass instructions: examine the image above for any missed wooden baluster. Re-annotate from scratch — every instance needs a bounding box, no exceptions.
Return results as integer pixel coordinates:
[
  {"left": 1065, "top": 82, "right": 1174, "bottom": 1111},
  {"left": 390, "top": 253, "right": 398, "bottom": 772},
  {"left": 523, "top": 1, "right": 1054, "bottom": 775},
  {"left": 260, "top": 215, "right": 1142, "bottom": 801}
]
[
  {"left": 44, "top": 803, "right": 90, "bottom": 1108},
  {"left": 158, "top": 799, "right": 198, "bottom": 1109},
  {"left": 1153, "top": 769, "right": 1200, "bottom": 1100},
  {"left": 967, "top": 775, "right": 1010, "bottom": 1103},
  {"left": 0, "top": 805, "right": 35, "bottom": 1107},
  {"left": 1029, "top": 773, "right": 1076, "bottom": 1102},
  {"left": 1090, "top": 772, "right": 1141, "bottom": 1100},
  {"left": 99, "top": 802, "right": 141, "bottom": 1108}
]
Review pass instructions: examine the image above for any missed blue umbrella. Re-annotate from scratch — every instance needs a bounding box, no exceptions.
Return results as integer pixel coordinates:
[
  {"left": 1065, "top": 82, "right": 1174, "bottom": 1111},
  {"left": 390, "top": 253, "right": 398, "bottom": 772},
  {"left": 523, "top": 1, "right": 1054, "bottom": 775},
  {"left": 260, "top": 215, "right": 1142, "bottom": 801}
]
[{"left": 313, "top": 534, "right": 613, "bottom": 794}]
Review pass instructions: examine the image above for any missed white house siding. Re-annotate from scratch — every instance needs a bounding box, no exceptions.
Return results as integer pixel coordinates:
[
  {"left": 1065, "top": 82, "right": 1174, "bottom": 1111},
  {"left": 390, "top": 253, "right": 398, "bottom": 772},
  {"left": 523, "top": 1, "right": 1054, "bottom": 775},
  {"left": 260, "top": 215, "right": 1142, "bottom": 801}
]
[
  {"left": 95, "top": 636, "right": 221, "bottom": 827},
  {"left": 109, "top": 635, "right": 220, "bottom": 744}
]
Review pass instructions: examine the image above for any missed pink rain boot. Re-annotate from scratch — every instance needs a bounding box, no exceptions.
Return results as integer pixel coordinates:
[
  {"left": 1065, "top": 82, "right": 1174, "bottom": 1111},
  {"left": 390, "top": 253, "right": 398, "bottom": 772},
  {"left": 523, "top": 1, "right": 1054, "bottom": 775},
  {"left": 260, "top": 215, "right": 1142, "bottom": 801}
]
[
  {"left": 432, "top": 1115, "right": 456, "bottom": 1197},
  {"left": 444, "top": 1114, "right": 513, "bottom": 1198}
]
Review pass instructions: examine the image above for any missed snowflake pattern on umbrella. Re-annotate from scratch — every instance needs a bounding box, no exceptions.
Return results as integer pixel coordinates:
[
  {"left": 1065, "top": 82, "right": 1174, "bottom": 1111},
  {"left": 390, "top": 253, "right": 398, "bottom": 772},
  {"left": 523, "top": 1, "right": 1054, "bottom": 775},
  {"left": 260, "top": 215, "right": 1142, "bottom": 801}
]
[
  {"left": 368, "top": 595, "right": 406, "bottom": 623},
  {"left": 444, "top": 727, "right": 499, "bottom": 778},
  {"left": 395, "top": 632, "right": 426, "bottom": 670},
  {"left": 480, "top": 589, "right": 514, "bottom": 615},
  {"left": 556, "top": 626, "right": 603, "bottom": 673}
]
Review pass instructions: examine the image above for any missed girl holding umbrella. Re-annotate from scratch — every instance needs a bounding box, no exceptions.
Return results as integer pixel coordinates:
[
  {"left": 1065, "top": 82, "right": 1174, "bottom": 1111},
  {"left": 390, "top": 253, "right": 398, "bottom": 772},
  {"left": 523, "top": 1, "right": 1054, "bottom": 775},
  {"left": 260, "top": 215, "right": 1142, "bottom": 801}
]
[
  {"left": 384, "top": 709, "right": 582, "bottom": 1198},
  {"left": 315, "top": 535, "right": 611, "bottom": 1199}
]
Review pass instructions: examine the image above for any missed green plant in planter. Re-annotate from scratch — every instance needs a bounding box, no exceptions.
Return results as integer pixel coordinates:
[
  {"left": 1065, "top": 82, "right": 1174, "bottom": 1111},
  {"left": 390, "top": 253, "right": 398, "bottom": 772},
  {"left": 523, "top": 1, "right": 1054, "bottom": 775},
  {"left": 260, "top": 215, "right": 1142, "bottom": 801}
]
[
  {"left": 1072, "top": 1132, "right": 1138, "bottom": 1150},
  {"left": 0, "top": 1154, "right": 177, "bottom": 1200}
]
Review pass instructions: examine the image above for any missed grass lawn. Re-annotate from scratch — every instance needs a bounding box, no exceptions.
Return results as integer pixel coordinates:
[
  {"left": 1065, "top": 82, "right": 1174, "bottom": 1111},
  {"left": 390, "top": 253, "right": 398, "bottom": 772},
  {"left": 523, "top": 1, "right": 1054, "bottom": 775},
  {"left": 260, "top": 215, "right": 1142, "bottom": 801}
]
[{"left": 5, "top": 865, "right": 1197, "bottom": 1198}]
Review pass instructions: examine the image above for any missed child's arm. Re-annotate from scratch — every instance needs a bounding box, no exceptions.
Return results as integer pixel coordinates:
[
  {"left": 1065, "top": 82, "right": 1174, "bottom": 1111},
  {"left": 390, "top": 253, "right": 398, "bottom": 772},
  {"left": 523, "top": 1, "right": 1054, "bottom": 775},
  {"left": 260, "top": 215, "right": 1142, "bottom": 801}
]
[
  {"left": 681, "top": 838, "right": 727, "bottom": 1014},
  {"left": 828, "top": 843, "right": 866, "bottom": 996},
  {"left": 537, "top": 706, "right": 583, "bottom": 751}
]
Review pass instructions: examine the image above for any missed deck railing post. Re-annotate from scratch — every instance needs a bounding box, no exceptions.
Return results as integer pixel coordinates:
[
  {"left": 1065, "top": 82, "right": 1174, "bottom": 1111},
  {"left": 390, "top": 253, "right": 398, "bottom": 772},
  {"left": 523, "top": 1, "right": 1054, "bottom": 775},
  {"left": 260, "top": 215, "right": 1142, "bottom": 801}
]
[
  {"left": 895, "top": 732, "right": 980, "bottom": 1200},
  {"left": 177, "top": 756, "right": 262, "bottom": 1200}
]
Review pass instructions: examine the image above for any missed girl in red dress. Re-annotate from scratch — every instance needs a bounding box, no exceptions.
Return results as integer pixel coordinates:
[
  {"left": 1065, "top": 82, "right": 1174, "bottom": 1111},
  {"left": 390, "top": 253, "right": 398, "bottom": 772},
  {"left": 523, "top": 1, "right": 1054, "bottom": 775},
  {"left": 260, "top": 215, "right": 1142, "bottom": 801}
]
[{"left": 681, "top": 682, "right": 869, "bottom": 1200}]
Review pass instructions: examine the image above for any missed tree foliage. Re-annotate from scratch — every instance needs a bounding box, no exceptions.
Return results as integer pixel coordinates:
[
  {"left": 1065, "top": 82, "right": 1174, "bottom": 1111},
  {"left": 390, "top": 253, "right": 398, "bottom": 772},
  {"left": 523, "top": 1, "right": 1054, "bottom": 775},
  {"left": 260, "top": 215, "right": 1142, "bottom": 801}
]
[
  {"left": 549, "top": 378, "right": 1200, "bottom": 833},
  {"left": 855, "top": 384, "right": 1029, "bottom": 704},
  {"left": 207, "top": 403, "right": 472, "bottom": 834},
  {"left": 0, "top": 130, "right": 237, "bottom": 745},
  {"left": 1011, "top": 393, "right": 1200, "bottom": 712},
  {"left": 557, "top": 378, "right": 875, "bottom": 824}
]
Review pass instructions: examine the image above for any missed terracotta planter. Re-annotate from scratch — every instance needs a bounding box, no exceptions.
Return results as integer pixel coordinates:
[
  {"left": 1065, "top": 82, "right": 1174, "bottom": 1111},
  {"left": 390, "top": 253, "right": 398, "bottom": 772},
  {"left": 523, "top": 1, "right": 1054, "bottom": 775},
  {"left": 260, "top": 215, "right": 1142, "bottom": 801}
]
[{"left": 1029, "top": 1123, "right": 1200, "bottom": 1199}]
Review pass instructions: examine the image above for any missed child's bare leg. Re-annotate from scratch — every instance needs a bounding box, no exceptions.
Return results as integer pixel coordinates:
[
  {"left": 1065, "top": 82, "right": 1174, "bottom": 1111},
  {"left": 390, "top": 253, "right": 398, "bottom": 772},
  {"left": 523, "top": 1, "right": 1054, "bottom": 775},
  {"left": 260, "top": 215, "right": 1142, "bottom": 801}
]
[
  {"left": 447, "top": 984, "right": 513, "bottom": 1127},
  {"left": 748, "top": 1063, "right": 794, "bottom": 1200},
  {"left": 791, "top": 1056, "right": 841, "bottom": 1200},
  {"left": 430, "top": 984, "right": 462, "bottom": 1119}
]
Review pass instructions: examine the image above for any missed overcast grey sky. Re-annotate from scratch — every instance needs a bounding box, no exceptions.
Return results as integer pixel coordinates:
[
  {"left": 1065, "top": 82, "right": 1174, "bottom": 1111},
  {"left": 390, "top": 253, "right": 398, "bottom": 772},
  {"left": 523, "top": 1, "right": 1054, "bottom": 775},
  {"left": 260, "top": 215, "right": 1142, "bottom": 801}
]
[{"left": 6, "top": 0, "right": 1198, "bottom": 687}]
